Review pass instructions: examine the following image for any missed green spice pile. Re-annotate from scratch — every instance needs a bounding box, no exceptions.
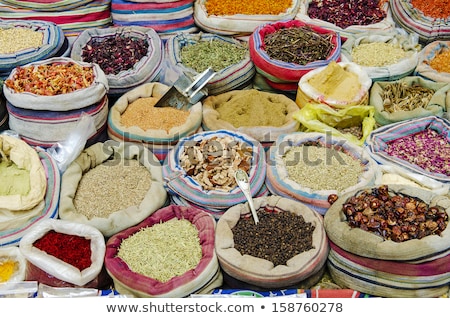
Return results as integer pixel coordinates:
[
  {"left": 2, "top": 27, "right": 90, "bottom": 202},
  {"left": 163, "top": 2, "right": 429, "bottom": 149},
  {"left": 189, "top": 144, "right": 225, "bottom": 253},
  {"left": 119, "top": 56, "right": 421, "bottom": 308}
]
[
  {"left": 180, "top": 40, "right": 247, "bottom": 72},
  {"left": 263, "top": 26, "right": 334, "bottom": 65},
  {"left": 117, "top": 218, "right": 202, "bottom": 283},
  {"left": 381, "top": 82, "right": 435, "bottom": 113},
  {"left": 232, "top": 208, "right": 315, "bottom": 266},
  {"left": 351, "top": 42, "right": 408, "bottom": 67},
  {"left": 283, "top": 144, "right": 364, "bottom": 191}
]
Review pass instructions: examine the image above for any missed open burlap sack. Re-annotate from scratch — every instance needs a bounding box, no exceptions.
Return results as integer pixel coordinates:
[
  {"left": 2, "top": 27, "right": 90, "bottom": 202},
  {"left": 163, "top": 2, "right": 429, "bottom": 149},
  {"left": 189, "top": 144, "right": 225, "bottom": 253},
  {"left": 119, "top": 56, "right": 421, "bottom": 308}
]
[
  {"left": 202, "top": 89, "right": 300, "bottom": 144},
  {"left": 0, "top": 135, "right": 46, "bottom": 211},
  {"left": 216, "top": 195, "right": 329, "bottom": 289},
  {"left": 59, "top": 140, "right": 167, "bottom": 237},
  {"left": 324, "top": 184, "right": 450, "bottom": 261}
]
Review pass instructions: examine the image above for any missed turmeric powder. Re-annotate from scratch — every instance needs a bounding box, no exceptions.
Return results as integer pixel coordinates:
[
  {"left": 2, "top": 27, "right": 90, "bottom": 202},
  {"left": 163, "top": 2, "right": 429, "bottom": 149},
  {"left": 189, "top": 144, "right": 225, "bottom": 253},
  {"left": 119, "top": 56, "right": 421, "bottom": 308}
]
[
  {"left": 0, "top": 258, "right": 18, "bottom": 282},
  {"left": 205, "top": 0, "right": 292, "bottom": 16}
]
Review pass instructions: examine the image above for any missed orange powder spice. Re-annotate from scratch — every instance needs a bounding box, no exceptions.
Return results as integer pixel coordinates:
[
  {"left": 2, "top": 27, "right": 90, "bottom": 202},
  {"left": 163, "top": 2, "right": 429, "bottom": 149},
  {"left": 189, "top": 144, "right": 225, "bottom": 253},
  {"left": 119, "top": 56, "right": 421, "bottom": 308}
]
[
  {"left": 205, "top": 0, "right": 293, "bottom": 16},
  {"left": 429, "top": 50, "right": 450, "bottom": 73},
  {"left": 120, "top": 97, "right": 189, "bottom": 132},
  {"left": 410, "top": 0, "right": 450, "bottom": 19}
]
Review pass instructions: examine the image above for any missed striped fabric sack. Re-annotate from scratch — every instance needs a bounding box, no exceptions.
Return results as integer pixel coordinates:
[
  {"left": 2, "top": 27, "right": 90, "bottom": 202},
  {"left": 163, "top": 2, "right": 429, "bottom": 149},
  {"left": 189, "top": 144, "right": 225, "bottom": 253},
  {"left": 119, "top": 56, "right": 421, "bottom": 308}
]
[
  {"left": 70, "top": 26, "right": 164, "bottom": 96},
  {"left": 364, "top": 116, "right": 450, "bottom": 183},
  {"left": 111, "top": 0, "right": 198, "bottom": 39},
  {"left": 215, "top": 195, "right": 329, "bottom": 289},
  {"left": 0, "top": 149, "right": 60, "bottom": 247},
  {"left": 328, "top": 241, "right": 450, "bottom": 298},
  {"left": 266, "top": 132, "right": 380, "bottom": 215},
  {"left": 3, "top": 57, "right": 109, "bottom": 111},
  {"left": 105, "top": 205, "right": 223, "bottom": 297},
  {"left": 249, "top": 20, "right": 341, "bottom": 92},
  {"left": 7, "top": 95, "right": 109, "bottom": 148},
  {"left": 0, "top": 91, "right": 7, "bottom": 131},
  {"left": 390, "top": 0, "right": 450, "bottom": 44},
  {"left": 0, "top": 0, "right": 112, "bottom": 38},
  {"left": 107, "top": 82, "right": 203, "bottom": 163},
  {"left": 340, "top": 31, "right": 422, "bottom": 82},
  {"left": 165, "top": 32, "right": 255, "bottom": 95},
  {"left": 295, "top": 0, "right": 395, "bottom": 41},
  {"left": 162, "top": 129, "right": 267, "bottom": 211},
  {"left": 324, "top": 184, "right": 450, "bottom": 262},
  {"left": 0, "top": 20, "right": 65, "bottom": 77},
  {"left": 0, "top": 0, "right": 95, "bottom": 11},
  {"left": 415, "top": 41, "right": 450, "bottom": 83},
  {"left": 193, "top": 0, "right": 300, "bottom": 36}
]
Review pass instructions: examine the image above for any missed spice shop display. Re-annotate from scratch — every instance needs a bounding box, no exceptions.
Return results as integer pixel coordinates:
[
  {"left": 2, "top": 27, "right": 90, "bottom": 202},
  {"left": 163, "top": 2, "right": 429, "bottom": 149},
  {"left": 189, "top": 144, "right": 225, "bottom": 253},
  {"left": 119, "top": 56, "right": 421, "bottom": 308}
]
[
  {"left": 193, "top": 0, "right": 300, "bottom": 36},
  {"left": 296, "top": 0, "right": 395, "bottom": 39},
  {"left": 324, "top": 184, "right": 450, "bottom": 297},
  {"left": 296, "top": 61, "right": 372, "bottom": 109},
  {"left": 369, "top": 77, "right": 450, "bottom": 126},
  {"left": 215, "top": 195, "right": 328, "bottom": 289},
  {"left": 341, "top": 31, "right": 422, "bottom": 82},
  {"left": 19, "top": 218, "right": 106, "bottom": 288},
  {"left": 390, "top": 0, "right": 450, "bottom": 44},
  {"left": 0, "top": 19, "right": 66, "bottom": 78},
  {"left": 111, "top": 0, "right": 198, "bottom": 39},
  {"left": 107, "top": 82, "right": 203, "bottom": 163},
  {"left": 249, "top": 19, "right": 341, "bottom": 93},
  {"left": 292, "top": 103, "right": 376, "bottom": 146},
  {"left": 58, "top": 141, "right": 167, "bottom": 237},
  {"left": 365, "top": 115, "right": 450, "bottom": 183},
  {"left": 70, "top": 26, "right": 164, "bottom": 96},
  {"left": 202, "top": 89, "right": 300, "bottom": 149},
  {"left": 0, "top": 0, "right": 113, "bottom": 39},
  {"left": 165, "top": 32, "right": 255, "bottom": 95},
  {"left": 415, "top": 41, "right": 450, "bottom": 83},
  {"left": 105, "top": 204, "right": 222, "bottom": 297},
  {"left": 162, "top": 129, "right": 267, "bottom": 218},
  {"left": 0, "top": 246, "right": 26, "bottom": 282},
  {"left": 266, "top": 132, "right": 379, "bottom": 215}
]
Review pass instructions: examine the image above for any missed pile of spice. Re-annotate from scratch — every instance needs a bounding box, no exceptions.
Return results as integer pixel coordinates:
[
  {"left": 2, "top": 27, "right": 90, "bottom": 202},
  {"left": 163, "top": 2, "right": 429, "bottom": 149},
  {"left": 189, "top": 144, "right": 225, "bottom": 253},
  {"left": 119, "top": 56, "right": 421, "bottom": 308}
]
[
  {"left": 306, "top": 61, "right": 362, "bottom": 102},
  {"left": 0, "top": 257, "right": 18, "bottom": 282},
  {"left": 381, "top": 82, "right": 435, "bottom": 113},
  {"left": 263, "top": 25, "right": 334, "bottom": 65},
  {"left": 351, "top": 42, "right": 408, "bottom": 67},
  {"left": 307, "top": 0, "right": 386, "bottom": 29},
  {"left": 33, "top": 230, "right": 92, "bottom": 271},
  {"left": 117, "top": 218, "right": 202, "bottom": 283},
  {"left": 179, "top": 136, "right": 252, "bottom": 191},
  {"left": 410, "top": 0, "right": 449, "bottom": 19},
  {"left": 336, "top": 125, "right": 364, "bottom": 140},
  {"left": 215, "top": 90, "right": 289, "bottom": 127},
  {"left": 204, "top": 0, "right": 292, "bottom": 15},
  {"left": 81, "top": 34, "right": 149, "bottom": 75},
  {"left": 384, "top": 128, "right": 450, "bottom": 176},
  {"left": 232, "top": 208, "right": 315, "bottom": 266},
  {"left": 180, "top": 40, "right": 247, "bottom": 73},
  {"left": 120, "top": 97, "right": 189, "bottom": 132},
  {"left": 74, "top": 159, "right": 152, "bottom": 219},
  {"left": 429, "top": 49, "right": 450, "bottom": 73},
  {"left": 283, "top": 143, "right": 364, "bottom": 192},
  {"left": 343, "top": 185, "right": 448, "bottom": 242},
  {"left": 0, "top": 28, "right": 43, "bottom": 54},
  {"left": 4, "top": 62, "right": 94, "bottom": 96},
  {"left": 0, "top": 151, "right": 31, "bottom": 197}
]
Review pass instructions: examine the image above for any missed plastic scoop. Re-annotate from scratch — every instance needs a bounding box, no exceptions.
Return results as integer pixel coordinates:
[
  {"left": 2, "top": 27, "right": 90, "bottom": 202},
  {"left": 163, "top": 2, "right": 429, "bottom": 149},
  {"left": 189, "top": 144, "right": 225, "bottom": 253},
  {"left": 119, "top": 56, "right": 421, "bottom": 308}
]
[{"left": 235, "top": 169, "right": 259, "bottom": 225}]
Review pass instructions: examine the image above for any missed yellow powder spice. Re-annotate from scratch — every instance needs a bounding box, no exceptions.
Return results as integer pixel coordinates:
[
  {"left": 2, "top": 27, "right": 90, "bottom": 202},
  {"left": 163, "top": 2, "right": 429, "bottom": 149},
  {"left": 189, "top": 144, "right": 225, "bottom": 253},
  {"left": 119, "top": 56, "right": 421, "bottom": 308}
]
[
  {"left": 0, "top": 160, "right": 31, "bottom": 196},
  {"left": 0, "top": 258, "right": 18, "bottom": 282},
  {"left": 120, "top": 97, "right": 190, "bottom": 132},
  {"left": 205, "top": 0, "right": 293, "bottom": 16},
  {"left": 215, "top": 90, "right": 288, "bottom": 127}
]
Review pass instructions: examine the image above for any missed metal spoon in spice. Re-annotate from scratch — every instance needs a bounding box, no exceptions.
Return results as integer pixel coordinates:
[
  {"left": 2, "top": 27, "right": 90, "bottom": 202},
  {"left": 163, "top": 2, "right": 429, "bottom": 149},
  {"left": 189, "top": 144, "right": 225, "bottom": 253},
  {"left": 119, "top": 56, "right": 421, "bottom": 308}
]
[{"left": 235, "top": 169, "right": 259, "bottom": 225}]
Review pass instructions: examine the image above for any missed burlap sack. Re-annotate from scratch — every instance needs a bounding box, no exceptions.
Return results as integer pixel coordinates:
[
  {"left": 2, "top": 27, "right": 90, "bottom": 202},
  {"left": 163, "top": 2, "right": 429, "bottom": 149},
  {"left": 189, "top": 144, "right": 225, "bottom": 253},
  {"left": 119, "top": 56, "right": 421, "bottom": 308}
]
[
  {"left": 215, "top": 195, "right": 329, "bottom": 289},
  {"left": 59, "top": 140, "right": 167, "bottom": 237},
  {"left": 202, "top": 89, "right": 300, "bottom": 143},
  {"left": 324, "top": 184, "right": 450, "bottom": 261},
  {"left": 0, "top": 135, "right": 46, "bottom": 211}
]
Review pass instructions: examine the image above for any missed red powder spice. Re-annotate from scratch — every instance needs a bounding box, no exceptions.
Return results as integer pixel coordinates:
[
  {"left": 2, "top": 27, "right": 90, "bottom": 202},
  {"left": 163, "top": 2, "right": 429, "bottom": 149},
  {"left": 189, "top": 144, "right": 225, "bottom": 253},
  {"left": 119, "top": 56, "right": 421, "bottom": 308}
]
[{"left": 33, "top": 230, "right": 92, "bottom": 271}]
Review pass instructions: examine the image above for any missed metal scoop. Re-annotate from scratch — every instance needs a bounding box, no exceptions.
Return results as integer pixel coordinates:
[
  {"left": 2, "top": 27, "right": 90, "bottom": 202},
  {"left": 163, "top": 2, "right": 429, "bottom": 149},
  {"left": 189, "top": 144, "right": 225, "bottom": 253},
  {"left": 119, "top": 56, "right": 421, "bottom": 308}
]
[
  {"left": 235, "top": 169, "right": 259, "bottom": 225},
  {"left": 154, "top": 67, "right": 216, "bottom": 110}
]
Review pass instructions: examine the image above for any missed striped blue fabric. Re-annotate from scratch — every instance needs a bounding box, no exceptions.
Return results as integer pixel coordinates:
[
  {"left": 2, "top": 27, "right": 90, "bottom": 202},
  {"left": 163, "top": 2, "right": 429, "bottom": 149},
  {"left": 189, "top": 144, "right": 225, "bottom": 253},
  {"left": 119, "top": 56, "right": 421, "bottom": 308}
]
[
  {"left": 0, "top": 0, "right": 95, "bottom": 11},
  {"left": 162, "top": 130, "right": 267, "bottom": 210}
]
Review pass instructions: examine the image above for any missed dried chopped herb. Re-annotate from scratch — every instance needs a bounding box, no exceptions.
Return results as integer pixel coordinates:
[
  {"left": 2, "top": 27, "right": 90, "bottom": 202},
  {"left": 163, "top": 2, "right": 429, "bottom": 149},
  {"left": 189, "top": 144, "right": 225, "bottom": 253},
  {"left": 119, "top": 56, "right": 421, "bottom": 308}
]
[
  {"left": 263, "top": 26, "right": 334, "bottom": 65},
  {"left": 82, "top": 35, "right": 149, "bottom": 75},
  {"left": 180, "top": 40, "right": 247, "bottom": 72}
]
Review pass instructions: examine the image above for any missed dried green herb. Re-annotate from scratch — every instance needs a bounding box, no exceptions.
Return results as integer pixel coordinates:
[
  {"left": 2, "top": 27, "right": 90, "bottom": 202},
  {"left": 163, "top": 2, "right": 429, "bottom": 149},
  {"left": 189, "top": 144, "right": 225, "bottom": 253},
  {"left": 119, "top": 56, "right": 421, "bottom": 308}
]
[
  {"left": 263, "top": 26, "right": 334, "bottom": 65},
  {"left": 180, "top": 40, "right": 247, "bottom": 72}
]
